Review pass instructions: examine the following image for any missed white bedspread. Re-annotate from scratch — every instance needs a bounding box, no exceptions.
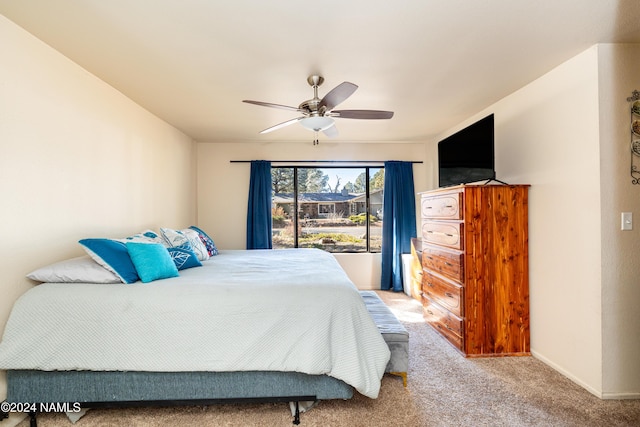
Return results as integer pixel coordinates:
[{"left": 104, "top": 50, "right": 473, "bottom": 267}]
[{"left": 0, "top": 249, "right": 390, "bottom": 398}]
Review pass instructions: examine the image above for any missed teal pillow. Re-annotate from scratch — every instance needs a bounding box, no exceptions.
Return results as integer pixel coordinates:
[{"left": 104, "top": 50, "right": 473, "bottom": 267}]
[
  {"left": 79, "top": 238, "right": 139, "bottom": 284},
  {"left": 125, "top": 242, "right": 179, "bottom": 283}
]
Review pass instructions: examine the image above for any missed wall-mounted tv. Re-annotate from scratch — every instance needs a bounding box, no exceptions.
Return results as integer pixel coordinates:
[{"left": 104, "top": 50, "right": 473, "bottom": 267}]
[{"left": 438, "top": 114, "right": 495, "bottom": 187}]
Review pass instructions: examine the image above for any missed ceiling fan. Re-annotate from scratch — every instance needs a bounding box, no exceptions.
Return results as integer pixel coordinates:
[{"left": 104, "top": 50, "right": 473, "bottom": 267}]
[{"left": 243, "top": 75, "right": 394, "bottom": 144}]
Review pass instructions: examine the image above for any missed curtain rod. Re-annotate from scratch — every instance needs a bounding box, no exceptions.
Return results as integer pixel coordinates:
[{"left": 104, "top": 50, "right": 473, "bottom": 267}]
[{"left": 230, "top": 160, "right": 423, "bottom": 164}]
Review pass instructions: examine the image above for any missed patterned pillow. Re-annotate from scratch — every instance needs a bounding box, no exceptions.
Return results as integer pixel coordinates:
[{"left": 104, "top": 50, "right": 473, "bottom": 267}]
[
  {"left": 124, "top": 229, "right": 165, "bottom": 245},
  {"left": 160, "top": 227, "right": 209, "bottom": 261},
  {"left": 126, "top": 228, "right": 198, "bottom": 255},
  {"left": 189, "top": 225, "right": 218, "bottom": 256},
  {"left": 167, "top": 247, "right": 202, "bottom": 270}
]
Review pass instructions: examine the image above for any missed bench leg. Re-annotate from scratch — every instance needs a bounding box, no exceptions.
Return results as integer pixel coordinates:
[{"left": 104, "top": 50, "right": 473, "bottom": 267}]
[{"left": 389, "top": 372, "right": 407, "bottom": 387}]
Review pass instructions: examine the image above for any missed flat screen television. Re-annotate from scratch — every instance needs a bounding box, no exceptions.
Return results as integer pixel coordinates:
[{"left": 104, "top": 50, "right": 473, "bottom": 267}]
[{"left": 438, "top": 114, "right": 495, "bottom": 187}]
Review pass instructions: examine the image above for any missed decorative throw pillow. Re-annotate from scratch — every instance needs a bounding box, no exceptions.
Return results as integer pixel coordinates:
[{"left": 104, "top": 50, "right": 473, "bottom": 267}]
[
  {"left": 160, "top": 227, "right": 209, "bottom": 261},
  {"left": 79, "top": 238, "right": 139, "bottom": 284},
  {"left": 189, "top": 225, "right": 219, "bottom": 256},
  {"left": 167, "top": 246, "right": 202, "bottom": 270},
  {"left": 125, "top": 242, "right": 179, "bottom": 283},
  {"left": 26, "top": 256, "right": 121, "bottom": 284},
  {"left": 124, "top": 229, "right": 165, "bottom": 245}
]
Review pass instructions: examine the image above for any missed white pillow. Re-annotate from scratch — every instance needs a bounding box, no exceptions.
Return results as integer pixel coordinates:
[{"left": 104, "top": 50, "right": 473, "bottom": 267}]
[
  {"left": 27, "top": 256, "right": 121, "bottom": 284},
  {"left": 160, "top": 227, "right": 210, "bottom": 261}
]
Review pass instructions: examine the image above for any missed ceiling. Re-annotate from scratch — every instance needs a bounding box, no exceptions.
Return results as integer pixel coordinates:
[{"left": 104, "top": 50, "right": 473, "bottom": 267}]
[{"left": 2, "top": 0, "right": 640, "bottom": 144}]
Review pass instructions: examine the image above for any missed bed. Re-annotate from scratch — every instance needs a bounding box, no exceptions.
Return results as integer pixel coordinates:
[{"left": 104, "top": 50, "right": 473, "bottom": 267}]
[{"left": 0, "top": 248, "right": 390, "bottom": 425}]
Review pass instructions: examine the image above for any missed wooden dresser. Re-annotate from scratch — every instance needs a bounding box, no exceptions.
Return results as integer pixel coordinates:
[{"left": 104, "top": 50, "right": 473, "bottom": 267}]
[{"left": 419, "top": 185, "right": 530, "bottom": 357}]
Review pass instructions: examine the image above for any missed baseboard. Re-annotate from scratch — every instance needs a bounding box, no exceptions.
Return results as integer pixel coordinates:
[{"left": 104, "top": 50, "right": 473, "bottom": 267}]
[
  {"left": 531, "top": 350, "right": 640, "bottom": 400},
  {"left": 601, "top": 391, "right": 640, "bottom": 400}
]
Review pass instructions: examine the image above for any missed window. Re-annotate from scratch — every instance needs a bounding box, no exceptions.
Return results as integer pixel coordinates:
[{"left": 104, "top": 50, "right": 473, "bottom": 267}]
[
  {"left": 271, "top": 166, "right": 384, "bottom": 253},
  {"left": 318, "top": 203, "right": 335, "bottom": 217}
]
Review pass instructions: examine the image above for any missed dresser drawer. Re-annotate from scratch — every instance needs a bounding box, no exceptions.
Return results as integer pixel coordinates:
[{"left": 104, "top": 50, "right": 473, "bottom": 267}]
[
  {"left": 421, "top": 192, "right": 463, "bottom": 220},
  {"left": 422, "top": 298, "right": 463, "bottom": 351},
  {"left": 422, "top": 271, "right": 464, "bottom": 317},
  {"left": 422, "top": 246, "right": 464, "bottom": 283},
  {"left": 422, "top": 221, "right": 464, "bottom": 250}
]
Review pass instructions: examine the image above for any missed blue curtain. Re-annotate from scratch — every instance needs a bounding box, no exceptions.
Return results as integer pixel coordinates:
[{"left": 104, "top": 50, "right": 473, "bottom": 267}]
[
  {"left": 381, "top": 161, "right": 417, "bottom": 292},
  {"left": 246, "top": 160, "right": 272, "bottom": 250}
]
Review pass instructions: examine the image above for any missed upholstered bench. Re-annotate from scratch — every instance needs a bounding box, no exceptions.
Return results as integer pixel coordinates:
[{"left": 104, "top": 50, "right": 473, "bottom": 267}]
[{"left": 359, "top": 291, "right": 409, "bottom": 387}]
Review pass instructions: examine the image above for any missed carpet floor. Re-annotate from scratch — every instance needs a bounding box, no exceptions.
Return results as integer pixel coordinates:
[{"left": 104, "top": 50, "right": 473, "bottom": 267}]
[{"left": 17, "top": 291, "right": 640, "bottom": 426}]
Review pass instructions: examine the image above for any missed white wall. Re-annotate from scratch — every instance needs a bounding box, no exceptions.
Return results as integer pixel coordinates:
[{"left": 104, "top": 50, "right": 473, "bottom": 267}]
[
  {"left": 431, "top": 45, "right": 640, "bottom": 398},
  {"left": 597, "top": 44, "right": 640, "bottom": 397},
  {"left": 498, "top": 46, "right": 604, "bottom": 396},
  {"left": 0, "top": 15, "right": 196, "bottom": 417},
  {"left": 196, "top": 141, "right": 430, "bottom": 288}
]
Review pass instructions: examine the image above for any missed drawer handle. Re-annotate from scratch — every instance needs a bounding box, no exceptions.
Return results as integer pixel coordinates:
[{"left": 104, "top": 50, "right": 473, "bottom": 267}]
[
  {"left": 427, "top": 309, "right": 434, "bottom": 315},
  {"left": 445, "top": 292, "right": 454, "bottom": 299},
  {"left": 436, "top": 324, "right": 454, "bottom": 332},
  {"left": 426, "top": 282, "right": 434, "bottom": 288},
  {"left": 426, "top": 230, "right": 434, "bottom": 234},
  {"left": 444, "top": 262, "right": 453, "bottom": 267},
  {"left": 425, "top": 206, "right": 433, "bottom": 209},
  {"left": 444, "top": 205, "right": 454, "bottom": 208},
  {"left": 444, "top": 233, "right": 454, "bottom": 237}
]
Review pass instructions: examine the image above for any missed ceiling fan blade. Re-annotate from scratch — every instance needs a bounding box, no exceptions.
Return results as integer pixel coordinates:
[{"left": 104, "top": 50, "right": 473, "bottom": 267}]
[
  {"left": 331, "top": 110, "right": 394, "bottom": 120},
  {"left": 319, "top": 82, "right": 358, "bottom": 111},
  {"left": 322, "top": 124, "right": 339, "bottom": 138},
  {"left": 243, "top": 100, "right": 302, "bottom": 113},
  {"left": 259, "top": 117, "right": 305, "bottom": 134}
]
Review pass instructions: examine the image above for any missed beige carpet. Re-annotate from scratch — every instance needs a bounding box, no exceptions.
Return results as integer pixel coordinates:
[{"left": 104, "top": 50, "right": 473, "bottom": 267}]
[{"left": 18, "top": 291, "right": 640, "bottom": 427}]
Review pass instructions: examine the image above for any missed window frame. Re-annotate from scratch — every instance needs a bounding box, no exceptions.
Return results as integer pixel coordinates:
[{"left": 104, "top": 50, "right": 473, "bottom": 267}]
[
  {"left": 317, "top": 203, "right": 335, "bottom": 217},
  {"left": 271, "top": 165, "right": 382, "bottom": 253}
]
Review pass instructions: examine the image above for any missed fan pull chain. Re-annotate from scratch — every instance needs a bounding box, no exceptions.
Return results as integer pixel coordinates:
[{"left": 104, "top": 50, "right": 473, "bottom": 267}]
[{"left": 313, "top": 131, "right": 319, "bottom": 145}]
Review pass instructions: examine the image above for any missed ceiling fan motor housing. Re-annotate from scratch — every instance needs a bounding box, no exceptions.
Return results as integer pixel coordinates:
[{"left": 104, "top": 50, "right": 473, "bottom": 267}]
[{"left": 299, "top": 99, "right": 322, "bottom": 115}]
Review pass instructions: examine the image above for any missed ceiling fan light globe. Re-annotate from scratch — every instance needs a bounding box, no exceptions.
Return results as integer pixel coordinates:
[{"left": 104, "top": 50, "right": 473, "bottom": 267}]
[{"left": 300, "top": 116, "right": 334, "bottom": 132}]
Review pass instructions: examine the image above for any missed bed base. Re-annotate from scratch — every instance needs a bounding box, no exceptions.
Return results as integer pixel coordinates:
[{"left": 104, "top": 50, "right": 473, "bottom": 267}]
[{"left": 2, "top": 369, "right": 353, "bottom": 425}]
